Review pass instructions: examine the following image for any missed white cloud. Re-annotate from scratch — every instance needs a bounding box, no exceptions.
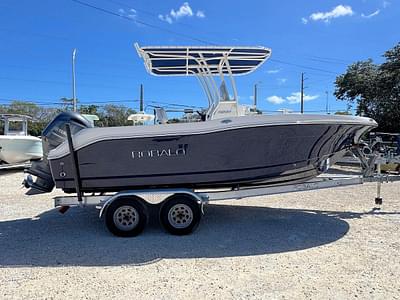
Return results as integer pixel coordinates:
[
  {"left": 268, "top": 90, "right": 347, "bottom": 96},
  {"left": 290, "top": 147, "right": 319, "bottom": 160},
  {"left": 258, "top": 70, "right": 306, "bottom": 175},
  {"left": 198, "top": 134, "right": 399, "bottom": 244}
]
[
  {"left": 159, "top": 2, "right": 205, "bottom": 23},
  {"left": 127, "top": 9, "right": 137, "bottom": 19},
  {"left": 301, "top": 17, "right": 308, "bottom": 24},
  {"left": 361, "top": 9, "right": 380, "bottom": 18},
  {"left": 306, "top": 5, "right": 354, "bottom": 23},
  {"left": 286, "top": 92, "right": 319, "bottom": 104},
  {"left": 277, "top": 78, "right": 287, "bottom": 85},
  {"left": 158, "top": 14, "right": 173, "bottom": 24},
  {"left": 267, "top": 95, "right": 285, "bottom": 104},
  {"left": 196, "top": 10, "right": 205, "bottom": 18},
  {"left": 383, "top": 1, "right": 390, "bottom": 8},
  {"left": 266, "top": 69, "right": 281, "bottom": 74},
  {"left": 267, "top": 92, "right": 319, "bottom": 105},
  {"left": 118, "top": 8, "right": 137, "bottom": 20},
  {"left": 171, "top": 2, "right": 193, "bottom": 19}
]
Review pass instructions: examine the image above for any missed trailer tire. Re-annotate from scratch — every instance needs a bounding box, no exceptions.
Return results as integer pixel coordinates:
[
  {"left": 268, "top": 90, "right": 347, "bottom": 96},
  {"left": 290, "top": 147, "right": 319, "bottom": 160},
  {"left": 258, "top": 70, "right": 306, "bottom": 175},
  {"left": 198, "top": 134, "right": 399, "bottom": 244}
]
[
  {"left": 105, "top": 197, "right": 147, "bottom": 237},
  {"left": 159, "top": 194, "right": 201, "bottom": 235}
]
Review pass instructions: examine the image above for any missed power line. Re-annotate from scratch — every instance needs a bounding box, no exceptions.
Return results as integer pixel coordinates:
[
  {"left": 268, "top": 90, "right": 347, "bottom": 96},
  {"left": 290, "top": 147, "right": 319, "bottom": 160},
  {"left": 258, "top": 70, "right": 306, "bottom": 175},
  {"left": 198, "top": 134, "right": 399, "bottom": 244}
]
[
  {"left": 148, "top": 100, "right": 203, "bottom": 109},
  {"left": 0, "top": 75, "right": 138, "bottom": 90},
  {"left": 306, "top": 55, "right": 351, "bottom": 64},
  {"left": 70, "top": 0, "right": 215, "bottom": 45},
  {"left": 0, "top": 27, "right": 69, "bottom": 41},
  {"left": 0, "top": 97, "right": 204, "bottom": 109},
  {"left": 103, "top": 0, "right": 224, "bottom": 39},
  {"left": 270, "top": 59, "right": 338, "bottom": 75},
  {"left": 307, "top": 57, "right": 348, "bottom": 66},
  {"left": 0, "top": 97, "right": 138, "bottom": 104},
  {"left": 0, "top": 63, "right": 141, "bottom": 80}
]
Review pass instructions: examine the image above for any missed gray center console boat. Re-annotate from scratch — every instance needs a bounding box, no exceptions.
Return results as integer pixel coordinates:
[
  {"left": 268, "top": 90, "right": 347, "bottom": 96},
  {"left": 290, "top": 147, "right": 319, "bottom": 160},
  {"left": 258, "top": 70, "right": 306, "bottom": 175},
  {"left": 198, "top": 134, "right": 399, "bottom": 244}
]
[{"left": 25, "top": 45, "right": 377, "bottom": 195}]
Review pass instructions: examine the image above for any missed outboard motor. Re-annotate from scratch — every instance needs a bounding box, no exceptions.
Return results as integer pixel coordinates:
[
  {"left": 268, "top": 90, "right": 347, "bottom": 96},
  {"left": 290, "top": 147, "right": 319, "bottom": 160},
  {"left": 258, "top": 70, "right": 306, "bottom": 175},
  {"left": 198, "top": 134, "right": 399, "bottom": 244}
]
[{"left": 25, "top": 112, "right": 92, "bottom": 194}]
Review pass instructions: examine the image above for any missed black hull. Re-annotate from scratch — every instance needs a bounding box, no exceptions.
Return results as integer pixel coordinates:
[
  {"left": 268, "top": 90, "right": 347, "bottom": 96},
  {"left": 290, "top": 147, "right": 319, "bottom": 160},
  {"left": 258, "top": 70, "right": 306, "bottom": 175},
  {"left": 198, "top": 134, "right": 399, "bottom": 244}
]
[{"left": 49, "top": 123, "right": 371, "bottom": 193}]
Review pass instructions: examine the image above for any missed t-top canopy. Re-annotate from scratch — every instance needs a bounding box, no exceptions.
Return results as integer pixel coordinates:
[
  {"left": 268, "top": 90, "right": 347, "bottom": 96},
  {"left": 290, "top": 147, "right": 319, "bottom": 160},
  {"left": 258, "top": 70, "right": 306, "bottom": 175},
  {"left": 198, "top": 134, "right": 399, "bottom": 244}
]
[
  {"left": 0, "top": 114, "right": 33, "bottom": 122},
  {"left": 135, "top": 44, "right": 271, "bottom": 76}
]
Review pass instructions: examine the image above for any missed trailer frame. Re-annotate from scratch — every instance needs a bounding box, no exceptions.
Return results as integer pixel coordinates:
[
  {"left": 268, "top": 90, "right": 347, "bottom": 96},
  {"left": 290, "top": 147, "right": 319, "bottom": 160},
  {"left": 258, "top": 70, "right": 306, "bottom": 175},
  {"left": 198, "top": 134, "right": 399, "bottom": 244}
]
[{"left": 51, "top": 127, "right": 400, "bottom": 236}]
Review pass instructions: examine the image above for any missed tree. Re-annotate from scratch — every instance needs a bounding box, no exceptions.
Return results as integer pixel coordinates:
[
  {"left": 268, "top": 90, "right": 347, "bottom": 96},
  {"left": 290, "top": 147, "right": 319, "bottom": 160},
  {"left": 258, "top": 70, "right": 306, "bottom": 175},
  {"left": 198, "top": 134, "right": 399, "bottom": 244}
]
[
  {"left": 334, "top": 43, "right": 400, "bottom": 132},
  {"left": 100, "top": 104, "right": 136, "bottom": 127},
  {"left": 79, "top": 104, "right": 100, "bottom": 115},
  {"left": 0, "top": 100, "right": 58, "bottom": 136},
  {"left": 60, "top": 97, "right": 74, "bottom": 111},
  {"left": 1, "top": 101, "right": 138, "bottom": 134},
  {"left": 334, "top": 111, "right": 352, "bottom": 116}
]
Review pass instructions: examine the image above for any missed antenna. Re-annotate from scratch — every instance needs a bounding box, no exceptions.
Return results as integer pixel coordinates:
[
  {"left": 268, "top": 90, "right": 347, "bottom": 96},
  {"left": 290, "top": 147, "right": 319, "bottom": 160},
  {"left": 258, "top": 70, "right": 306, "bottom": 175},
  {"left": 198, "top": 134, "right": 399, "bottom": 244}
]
[
  {"left": 140, "top": 84, "right": 144, "bottom": 112},
  {"left": 325, "top": 91, "right": 329, "bottom": 114},
  {"left": 72, "top": 48, "right": 77, "bottom": 112},
  {"left": 253, "top": 83, "right": 258, "bottom": 108},
  {"left": 300, "top": 72, "right": 304, "bottom": 114}
]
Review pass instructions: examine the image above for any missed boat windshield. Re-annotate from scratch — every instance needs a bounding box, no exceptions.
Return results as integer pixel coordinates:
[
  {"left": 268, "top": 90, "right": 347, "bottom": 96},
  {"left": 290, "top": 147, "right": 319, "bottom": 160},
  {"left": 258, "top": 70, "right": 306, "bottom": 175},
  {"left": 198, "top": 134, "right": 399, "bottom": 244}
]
[{"left": 0, "top": 114, "right": 32, "bottom": 136}]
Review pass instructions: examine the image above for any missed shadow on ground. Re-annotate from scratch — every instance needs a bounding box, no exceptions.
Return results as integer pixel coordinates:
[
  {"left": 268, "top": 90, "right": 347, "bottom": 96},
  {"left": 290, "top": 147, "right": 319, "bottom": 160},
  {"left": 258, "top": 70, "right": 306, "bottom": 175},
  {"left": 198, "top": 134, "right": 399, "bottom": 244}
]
[
  {"left": 1, "top": 203, "right": 392, "bottom": 267},
  {"left": 0, "top": 169, "right": 24, "bottom": 176}
]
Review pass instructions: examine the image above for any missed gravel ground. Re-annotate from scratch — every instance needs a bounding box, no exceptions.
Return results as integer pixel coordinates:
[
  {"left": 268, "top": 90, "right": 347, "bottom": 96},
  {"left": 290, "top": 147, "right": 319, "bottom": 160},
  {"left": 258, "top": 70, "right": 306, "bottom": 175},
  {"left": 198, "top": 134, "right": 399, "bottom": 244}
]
[{"left": 0, "top": 169, "right": 399, "bottom": 299}]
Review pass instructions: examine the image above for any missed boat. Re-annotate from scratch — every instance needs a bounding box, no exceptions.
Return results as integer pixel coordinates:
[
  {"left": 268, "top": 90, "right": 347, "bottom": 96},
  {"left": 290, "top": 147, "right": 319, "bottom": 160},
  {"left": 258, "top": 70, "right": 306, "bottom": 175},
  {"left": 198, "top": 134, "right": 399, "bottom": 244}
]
[
  {"left": 25, "top": 45, "right": 377, "bottom": 194},
  {"left": 82, "top": 114, "right": 99, "bottom": 127},
  {"left": 0, "top": 114, "right": 43, "bottom": 164},
  {"left": 128, "top": 113, "right": 155, "bottom": 125}
]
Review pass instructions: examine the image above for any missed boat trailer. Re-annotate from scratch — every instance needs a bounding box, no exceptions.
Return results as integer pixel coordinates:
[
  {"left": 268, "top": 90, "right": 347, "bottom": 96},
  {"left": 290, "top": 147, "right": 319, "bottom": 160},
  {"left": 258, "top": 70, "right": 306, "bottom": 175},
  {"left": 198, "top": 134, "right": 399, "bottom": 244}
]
[
  {"left": 53, "top": 144, "right": 399, "bottom": 237},
  {"left": 54, "top": 169, "right": 400, "bottom": 237},
  {"left": 51, "top": 125, "right": 400, "bottom": 237},
  {"left": 0, "top": 162, "right": 31, "bottom": 170}
]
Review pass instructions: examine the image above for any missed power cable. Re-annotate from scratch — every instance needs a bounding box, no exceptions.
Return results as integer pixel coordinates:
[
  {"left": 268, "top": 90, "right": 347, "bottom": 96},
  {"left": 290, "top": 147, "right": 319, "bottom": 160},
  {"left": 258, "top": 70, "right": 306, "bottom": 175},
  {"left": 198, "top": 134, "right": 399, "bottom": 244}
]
[
  {"left": 0, "top": 75, "right": 138, "bottom": 90},
  {"left": 0, "top": 63, "right": 140, "bottom": 80},
  {"left": 270, "top": 59, "right": 338, "bottom": 75},
  {"left": 70, "top": 0, "right": 216, "bottom": 45},
  {"left": 102, "top": 0, "right": 223, "bottom": 39}
]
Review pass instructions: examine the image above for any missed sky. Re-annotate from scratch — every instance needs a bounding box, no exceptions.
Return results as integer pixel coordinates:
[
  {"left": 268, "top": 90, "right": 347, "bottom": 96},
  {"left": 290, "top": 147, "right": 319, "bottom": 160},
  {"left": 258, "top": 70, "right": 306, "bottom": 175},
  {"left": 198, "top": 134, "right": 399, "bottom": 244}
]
[{"left": 0, "top": 0, "right": 399, "bottom": 114}]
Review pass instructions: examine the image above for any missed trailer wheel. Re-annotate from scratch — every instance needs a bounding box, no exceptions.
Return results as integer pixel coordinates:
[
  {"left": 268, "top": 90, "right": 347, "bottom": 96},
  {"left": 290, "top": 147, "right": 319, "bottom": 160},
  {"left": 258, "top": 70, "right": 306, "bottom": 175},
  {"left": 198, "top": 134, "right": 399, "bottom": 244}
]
[
  {"left": 105, "top": 197, "right": 147, "bottom": 237},
  {"left": 159, "top": 194, "right": 201, "bottom": 235}
]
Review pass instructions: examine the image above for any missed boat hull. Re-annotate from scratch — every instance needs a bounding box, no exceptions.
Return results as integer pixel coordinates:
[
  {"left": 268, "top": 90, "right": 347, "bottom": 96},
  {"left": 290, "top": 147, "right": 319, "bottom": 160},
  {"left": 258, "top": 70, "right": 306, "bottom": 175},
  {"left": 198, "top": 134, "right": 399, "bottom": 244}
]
[
  {"left": 0, "top": 136, "right": 43, "bottom": 164},
  {"left": 48, "top": 116, "right": 375, "bottom": 193}
]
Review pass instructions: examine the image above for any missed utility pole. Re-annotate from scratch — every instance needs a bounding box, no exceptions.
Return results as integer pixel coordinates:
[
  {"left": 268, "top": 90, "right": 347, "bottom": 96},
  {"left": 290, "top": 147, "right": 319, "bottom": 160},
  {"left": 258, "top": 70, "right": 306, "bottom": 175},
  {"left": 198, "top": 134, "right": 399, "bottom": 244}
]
[
  {"left": 300, "top": 72, "right": 304, "bottom": 114},
  {"left": 325, "top": 91, "right": 329, "bottom": 114},
  {"left": 139, "top": 84, "right": 144, "bottom": 112},
  {"left": 72, "top": 48, "right": 77, "bottom": 112},
  {"left": 253, "top": 83, "right": 258, "bottom": 108}
]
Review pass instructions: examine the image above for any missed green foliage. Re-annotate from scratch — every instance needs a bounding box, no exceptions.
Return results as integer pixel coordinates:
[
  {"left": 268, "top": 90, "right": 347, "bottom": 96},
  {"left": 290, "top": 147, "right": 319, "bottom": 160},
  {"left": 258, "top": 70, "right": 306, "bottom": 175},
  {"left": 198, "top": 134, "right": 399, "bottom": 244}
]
[
  {"left": 79, "top": 104, "right": 138, "bottom": 127},
  {"left": 0, "top": 101, "right": 58, "bottom": 136},
  {"left": 0, "top": 100, "right": 138, "bottom": 136},
  {"left": 334, "top": 111, "right": 352, "bottom": 115},
  {"left": 60, "top": 97, "right": 74, "bottom": 111},
  {"left": 79, "top": 104, "right": 99, "bottom": 115},
  {"left": 97, "top": 105, "right": 136, "bottom": 127},
  {"left": 167, "top": 118, "right": 182, "bottom": 124},
  {"left": 334, "top": 43, "right": 400, "bottom": 132}
]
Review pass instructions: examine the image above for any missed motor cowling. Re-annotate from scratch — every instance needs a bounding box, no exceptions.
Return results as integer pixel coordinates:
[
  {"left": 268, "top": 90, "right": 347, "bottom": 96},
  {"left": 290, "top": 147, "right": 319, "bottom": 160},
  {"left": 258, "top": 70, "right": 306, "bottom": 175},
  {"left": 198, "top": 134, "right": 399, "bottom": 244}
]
[{"left": 25, "top": 112, "right": 92, "bottom": 194}]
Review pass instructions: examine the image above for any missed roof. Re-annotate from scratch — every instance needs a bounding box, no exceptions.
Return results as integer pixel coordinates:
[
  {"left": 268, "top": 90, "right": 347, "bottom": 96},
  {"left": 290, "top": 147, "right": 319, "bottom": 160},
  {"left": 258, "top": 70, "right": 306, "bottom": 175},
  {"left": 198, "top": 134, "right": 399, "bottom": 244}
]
[
  {"left": 127, "top": 113, "right": 155, "bottom": 122},
  {"left": 135, "top": 44, "right": 271, "bottom": 76},
  {"left": 0, "top": 114, "right": 33, "bottom": 121}
]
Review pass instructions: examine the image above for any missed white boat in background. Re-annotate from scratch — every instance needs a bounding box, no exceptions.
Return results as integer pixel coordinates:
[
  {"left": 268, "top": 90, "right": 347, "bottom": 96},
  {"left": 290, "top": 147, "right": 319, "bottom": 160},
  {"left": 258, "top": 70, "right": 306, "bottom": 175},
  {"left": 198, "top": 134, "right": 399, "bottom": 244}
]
[
  {"left": 0, "top": 114, "right": 43, "bottom": 164},
  {"left": 128, "top": 112, "right": 155, "bottom": 125},
  {"left": 82, "top": 114, "right": 100, "bottom": 127}
]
